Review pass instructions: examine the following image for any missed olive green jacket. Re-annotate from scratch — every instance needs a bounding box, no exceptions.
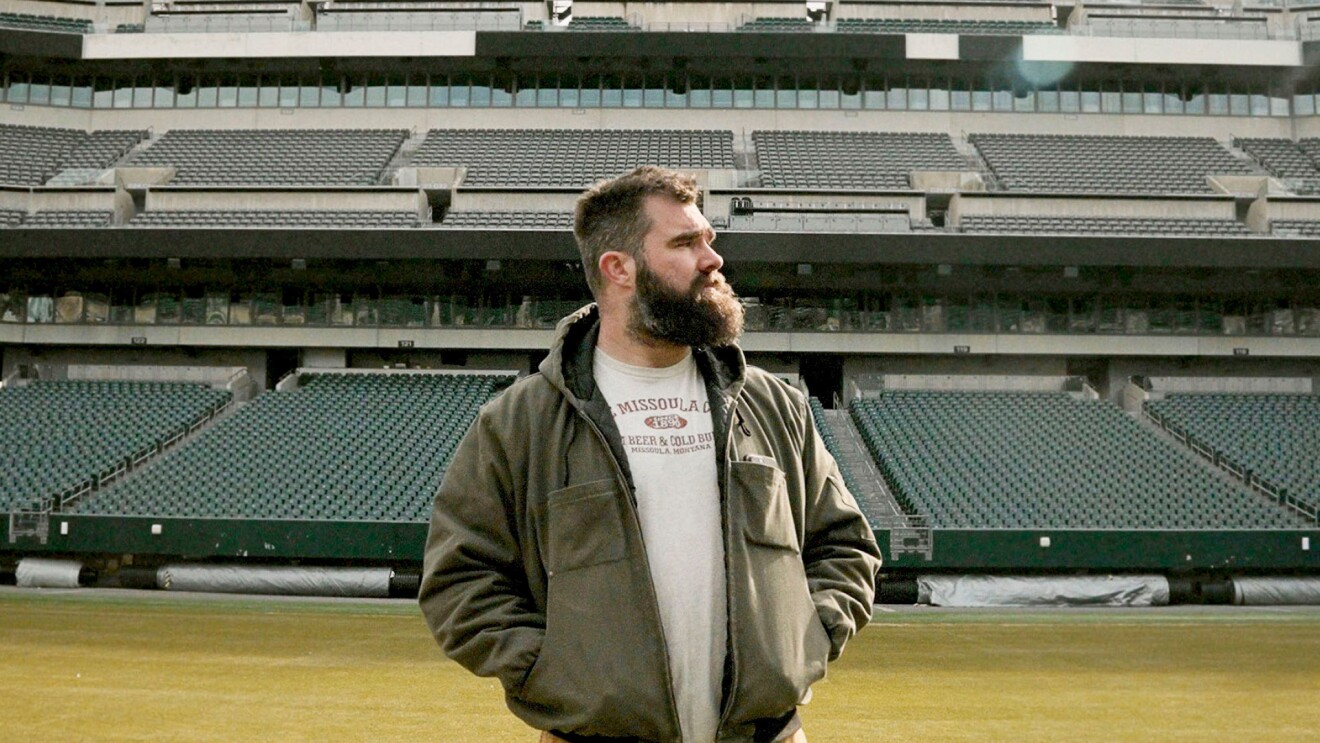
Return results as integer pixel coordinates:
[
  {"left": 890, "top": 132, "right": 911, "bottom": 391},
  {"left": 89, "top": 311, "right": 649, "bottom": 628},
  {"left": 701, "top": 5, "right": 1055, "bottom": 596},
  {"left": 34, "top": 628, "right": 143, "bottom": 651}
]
[{"left": 419, "top": 305, "right": 881, "bottom": 742}]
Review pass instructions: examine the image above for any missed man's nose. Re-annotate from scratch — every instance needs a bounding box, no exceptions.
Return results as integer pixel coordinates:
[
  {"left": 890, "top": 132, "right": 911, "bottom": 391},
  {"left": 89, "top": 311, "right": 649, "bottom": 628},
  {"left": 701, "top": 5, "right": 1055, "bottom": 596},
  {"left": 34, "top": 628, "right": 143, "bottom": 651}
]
[{"left": 696, "top": 238, "right": 723, "bottom": 274}]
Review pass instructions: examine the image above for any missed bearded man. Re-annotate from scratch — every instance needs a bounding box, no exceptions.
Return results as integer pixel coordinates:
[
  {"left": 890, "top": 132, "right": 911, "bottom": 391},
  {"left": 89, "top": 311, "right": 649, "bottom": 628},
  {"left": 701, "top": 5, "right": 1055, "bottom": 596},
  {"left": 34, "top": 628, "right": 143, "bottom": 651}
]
[{"left": 419, "top": 166, "right": 881, "bottom": 743}]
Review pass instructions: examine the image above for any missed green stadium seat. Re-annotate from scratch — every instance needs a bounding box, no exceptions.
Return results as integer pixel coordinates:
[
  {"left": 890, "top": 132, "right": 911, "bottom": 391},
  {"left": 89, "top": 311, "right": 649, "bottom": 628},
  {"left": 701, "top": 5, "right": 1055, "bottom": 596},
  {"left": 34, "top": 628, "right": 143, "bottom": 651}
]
[
  {"left": 851, "top": 390, "right": 1310, "bottom": 530},
  {"left": 76, "top": 373, "right": 512, "bottom": 523}
]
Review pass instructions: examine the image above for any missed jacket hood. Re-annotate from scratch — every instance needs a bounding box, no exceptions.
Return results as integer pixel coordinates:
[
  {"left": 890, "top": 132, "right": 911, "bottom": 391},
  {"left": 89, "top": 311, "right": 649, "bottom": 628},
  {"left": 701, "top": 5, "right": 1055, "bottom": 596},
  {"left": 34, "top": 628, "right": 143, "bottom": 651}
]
[{"left": 538, "top": 303, "right": 747, "bottom": 408}]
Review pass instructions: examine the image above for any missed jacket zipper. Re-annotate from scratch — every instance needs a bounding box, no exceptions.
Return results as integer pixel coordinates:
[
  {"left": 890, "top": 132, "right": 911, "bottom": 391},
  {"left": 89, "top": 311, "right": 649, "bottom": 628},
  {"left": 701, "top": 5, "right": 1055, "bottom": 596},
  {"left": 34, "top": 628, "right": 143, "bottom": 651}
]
[
  {"left": 574, "top": 407, "right": 685, "bottom": 740},
  {"left": 716, "top": 395, "right": 741, "bottom": 735}
]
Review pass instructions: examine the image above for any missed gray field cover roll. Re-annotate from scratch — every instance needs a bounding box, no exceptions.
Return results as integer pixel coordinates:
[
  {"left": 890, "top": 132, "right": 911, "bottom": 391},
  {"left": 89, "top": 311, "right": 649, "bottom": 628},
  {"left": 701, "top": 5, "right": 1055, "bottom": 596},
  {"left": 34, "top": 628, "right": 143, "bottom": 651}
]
[
  {"left": 157, "top": 565, "right": 391, "bottom": 597},
  {"left": 15, "top": 558, "right": 83, "bottom": 588},
  {"left": 1232, "top": 577, "right": 1320, "bottom": 605},
  {"left": 917, "top": 574, "right": 1170, "bottom": 607}
]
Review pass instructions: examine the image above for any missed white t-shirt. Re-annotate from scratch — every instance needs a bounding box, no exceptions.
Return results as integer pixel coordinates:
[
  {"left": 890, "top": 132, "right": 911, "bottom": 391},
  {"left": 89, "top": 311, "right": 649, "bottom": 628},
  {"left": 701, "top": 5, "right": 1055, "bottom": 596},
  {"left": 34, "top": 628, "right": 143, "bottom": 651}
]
[{"left": 594, "top": 348, "right": 727, "bottom": 743}]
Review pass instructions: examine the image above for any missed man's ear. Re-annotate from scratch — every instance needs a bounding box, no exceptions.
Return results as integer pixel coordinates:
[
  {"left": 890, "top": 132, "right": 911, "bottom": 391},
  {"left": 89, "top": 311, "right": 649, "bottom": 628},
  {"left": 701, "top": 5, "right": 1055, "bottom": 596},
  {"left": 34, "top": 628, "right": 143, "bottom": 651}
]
[{"left": 598, "top": 251, "right": 635, "bottom": 290}]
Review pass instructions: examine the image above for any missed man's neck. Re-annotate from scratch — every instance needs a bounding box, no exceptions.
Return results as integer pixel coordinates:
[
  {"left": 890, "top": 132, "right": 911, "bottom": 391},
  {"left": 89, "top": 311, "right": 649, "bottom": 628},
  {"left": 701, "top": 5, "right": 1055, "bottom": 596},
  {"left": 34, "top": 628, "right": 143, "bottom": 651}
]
[{"left": 597, "top": 305, "right": 691, "bottom": 368}]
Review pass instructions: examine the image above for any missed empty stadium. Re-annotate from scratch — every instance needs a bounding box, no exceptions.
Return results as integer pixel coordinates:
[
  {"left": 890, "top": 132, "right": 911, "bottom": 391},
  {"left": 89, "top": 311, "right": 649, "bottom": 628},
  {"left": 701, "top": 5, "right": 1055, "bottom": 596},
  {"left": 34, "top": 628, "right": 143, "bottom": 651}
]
[
  {"left": 1, "top": 0, "right": 1320, "bottom": 738},
  {"left": 2, "top": 1, "right": 1320, "bottom": 739}
]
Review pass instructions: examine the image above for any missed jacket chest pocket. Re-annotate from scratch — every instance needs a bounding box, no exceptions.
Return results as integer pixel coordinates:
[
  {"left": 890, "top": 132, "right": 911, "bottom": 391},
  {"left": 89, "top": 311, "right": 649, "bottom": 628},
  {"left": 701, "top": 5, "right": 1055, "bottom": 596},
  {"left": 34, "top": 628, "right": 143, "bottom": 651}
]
[
  {"left": 731, "top": 459, "right": 800, "bottom": 553},
  {"left": 539, "top": 478, "right": 628, "bottom": 574}
]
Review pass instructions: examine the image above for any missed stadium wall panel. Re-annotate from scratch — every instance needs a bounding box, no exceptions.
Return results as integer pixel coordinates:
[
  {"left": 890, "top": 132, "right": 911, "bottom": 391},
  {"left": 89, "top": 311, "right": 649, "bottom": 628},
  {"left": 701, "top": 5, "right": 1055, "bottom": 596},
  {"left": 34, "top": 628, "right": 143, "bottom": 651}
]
[
  {"left": 1267, "top": 198, "right": 1320, "bottom": 222},
  {"left": 144, "top": 188, "right": 427, "bottom": 213},
  {"left": 0, "top": 29, "right": 81, "bottom": 58},
  {"left": 958, "top": 35, "right": 1021, "bottom": 63},
  {"left": 11, "top": 519, "right": 1319, "bottom": 571},
  {"left": 474, "top": 31, "right": 906, "bottom": 61},
  {"left": 844, "top": 355, "right": 1070, "bottom": 381},
  {"left": 881, "top": 529, "right": 1320, "bottom": 571},
  {"left": 952, "top": 194, "right": 1239, "bottom": 222},
  {"left": 346, "top": 349, "right": 532, "bottom": 372},
  {"left": 0, "top": 186, "right": 123, "bottom": 215},
  {"left": 0, "top": 346, "right": 269, "bottom": 390},
  {"left": 450, "top": 189, "right": 582, "bottom": 213},
  {"left": 17, "top": 515, "right": 428, "bottom": 561},
  {"left": 1303, "top": 40, "right": 1320, "bottom": 69},
  {"left": 617, "top": 1, "right": 811, "bottom": 25},
  {"left": 1022, "top": 36, "right": 1301, "bottom": 68},
  {"left": 81, "top": 30, "right": 478, "bottom": 60},
  {"left": 834, "top": 3, "right": 1053, "bottom": 22},
  {"left": 1107, "top": 358, "right": 1320, "bottom": 405}
]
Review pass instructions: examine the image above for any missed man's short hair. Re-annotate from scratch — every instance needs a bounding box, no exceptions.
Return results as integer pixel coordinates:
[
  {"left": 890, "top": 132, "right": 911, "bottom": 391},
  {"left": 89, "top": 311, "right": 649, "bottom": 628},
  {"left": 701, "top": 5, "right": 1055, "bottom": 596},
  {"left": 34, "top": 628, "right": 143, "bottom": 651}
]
[{"left": 573, "top": 166, "right": 701, "bottom": 296}]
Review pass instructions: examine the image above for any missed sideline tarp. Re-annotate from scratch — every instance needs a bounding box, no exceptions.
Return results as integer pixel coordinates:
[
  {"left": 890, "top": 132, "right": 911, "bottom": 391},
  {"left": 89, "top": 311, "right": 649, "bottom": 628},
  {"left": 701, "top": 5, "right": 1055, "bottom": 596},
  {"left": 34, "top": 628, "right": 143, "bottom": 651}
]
[
  {"left": 16, "top": 558, "right": 82, "bottom": 589},
  {"left": 1232, "top": 577, "right": 1320, "bottom": 606},
  {"left": 157, "top": 565, "right": 391, "bottom": 597},
  {"left": 918, "top": 574, "right": 1170, "bottom": 607}
]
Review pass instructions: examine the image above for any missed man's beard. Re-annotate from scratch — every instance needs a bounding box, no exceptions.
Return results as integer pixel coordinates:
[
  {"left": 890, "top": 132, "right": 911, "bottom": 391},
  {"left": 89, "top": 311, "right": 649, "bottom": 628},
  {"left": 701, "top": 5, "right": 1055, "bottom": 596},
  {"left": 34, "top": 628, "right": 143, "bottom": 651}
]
[{"left": 628, "top": 259, "right": 745, "bottom": 348}]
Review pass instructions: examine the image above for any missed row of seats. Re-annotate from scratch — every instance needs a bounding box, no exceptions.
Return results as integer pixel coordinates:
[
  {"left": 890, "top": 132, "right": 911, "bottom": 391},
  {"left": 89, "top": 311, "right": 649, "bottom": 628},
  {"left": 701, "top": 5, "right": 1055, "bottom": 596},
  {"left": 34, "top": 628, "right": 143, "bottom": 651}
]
[
  {"left": 0, "top": 125, "right": 145, "bottom": 187},
  {"left": 10, "top": 378, "right": 1316, "bottom": 531},
  {"left": 412, "top": 128, "right": 735, "bottom": 187},
  {"left": 971, "top": 133, "right": 1251, "bottom": 194},
  {"left": 0, "top": 381, "right": 230, "bottom": 512},
  {"left": 0, "top": 210, "right": 113, "bottom": 227},
  {"left": 76, "top": 373, "right": 512, "bottom": 522},
  {"left": 12, "top": 127, "right": 1320, "bottom": 198},
  {"left": 1237, "top": 138, "right": 1320, "bottom": 180},
  {"left": 1271, "top": 220, "right": 1320, "bottom": 237},
  {"left": 0, "top": 11, "right": 92, "bottom": 33},
  {"left": 727, "top": 213, "right": 913, "bottom": 233},
  {"left": 1236, "top": 138, "right": 1320, "bottom": 190},
  {"left": 0, "top": 210, "right": 420, "bottom": 229},
  {"left": 1146, "top": 393, "right": 1320, "bottom": 514},
  {"left": 20, "top": 210, "right": 113, "bottom": 228},
  {"left": 0, "top": 11, "right": 1273, "bottom": 40},
  {"left": 0, "top": 208, "right": 1310, "bottom": 235},
  {"left": 852, "top": 390, "right": 1309, "bottom": 529},
  {"left": 754, "top": 131, "right": 965, "bottom": 190},
  {"left": 566, "top": 16, "right": 639, "bottom": 31},
  {"left": 836, "top": 18, "right": 1061, "bottom": 35},
  {"left": 961, "top": 216, "right": 1254, "bottom": 236},
  {"left": 128, "top": 210, "right": 420, "bottom": 228},
  {"left": 440, "top": 211, "right": 574, "bottom": 229},
  {"left": 126, "top": 129, "right": 408, "bottom": 186},
  {"left": 738, "top": 17, "right": 815, "bottom": 32}
]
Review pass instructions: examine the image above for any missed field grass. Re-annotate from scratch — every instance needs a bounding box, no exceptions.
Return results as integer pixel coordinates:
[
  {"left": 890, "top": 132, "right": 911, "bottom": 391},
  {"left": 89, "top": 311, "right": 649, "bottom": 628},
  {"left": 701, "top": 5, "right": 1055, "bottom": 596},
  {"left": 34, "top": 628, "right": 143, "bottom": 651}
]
[{"left": 3, "top": 587, "right": 1319, "bottom": 742}]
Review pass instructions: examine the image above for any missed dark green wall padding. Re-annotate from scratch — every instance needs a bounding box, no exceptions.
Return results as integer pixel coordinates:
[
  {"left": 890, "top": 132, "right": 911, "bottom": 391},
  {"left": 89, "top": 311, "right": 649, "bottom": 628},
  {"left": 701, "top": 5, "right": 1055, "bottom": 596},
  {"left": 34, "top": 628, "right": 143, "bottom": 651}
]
[
  {"left": 8, "top": 516, "right": 1319, "bottom": 572},
  {"left": 882, "top": 529, "right": 1320, "bottom": 571}
]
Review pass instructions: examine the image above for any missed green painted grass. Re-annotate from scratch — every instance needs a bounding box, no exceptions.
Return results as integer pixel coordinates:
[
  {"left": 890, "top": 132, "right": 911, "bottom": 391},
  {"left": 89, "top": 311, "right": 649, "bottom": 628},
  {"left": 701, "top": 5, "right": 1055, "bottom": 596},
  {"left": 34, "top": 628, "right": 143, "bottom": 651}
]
[{"left": 2, "top": 590, "right": 1319, "bottom": 742}]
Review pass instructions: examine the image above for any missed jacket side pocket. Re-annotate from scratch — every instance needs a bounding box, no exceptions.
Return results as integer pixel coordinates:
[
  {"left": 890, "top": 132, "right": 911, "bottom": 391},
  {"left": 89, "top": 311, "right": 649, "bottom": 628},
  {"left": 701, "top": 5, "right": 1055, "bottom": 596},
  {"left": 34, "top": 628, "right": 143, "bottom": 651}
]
[
  {"left": 542, "top": 478, "right": 627, "bottom": 574},
  {"left": 732, "top": 460, "right": 799, "bottom": 553},
  {"left": 726, "top": 459, "right": 826, "bottom": 723}
]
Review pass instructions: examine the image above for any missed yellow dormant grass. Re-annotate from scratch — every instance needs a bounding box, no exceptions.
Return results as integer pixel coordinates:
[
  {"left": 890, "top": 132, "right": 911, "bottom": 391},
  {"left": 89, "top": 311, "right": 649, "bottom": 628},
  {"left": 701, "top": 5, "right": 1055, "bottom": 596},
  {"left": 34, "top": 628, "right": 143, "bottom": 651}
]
[{"left": 3, "top": 588, "right": 1319, "bottom": 742}]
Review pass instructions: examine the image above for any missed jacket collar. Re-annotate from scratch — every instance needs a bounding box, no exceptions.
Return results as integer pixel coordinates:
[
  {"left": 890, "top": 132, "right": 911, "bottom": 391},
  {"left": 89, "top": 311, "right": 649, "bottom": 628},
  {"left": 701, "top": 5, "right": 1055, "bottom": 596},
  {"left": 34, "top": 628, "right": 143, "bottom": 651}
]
[{"left": 539, "top": 303, "right": 747, "bottom": 408}]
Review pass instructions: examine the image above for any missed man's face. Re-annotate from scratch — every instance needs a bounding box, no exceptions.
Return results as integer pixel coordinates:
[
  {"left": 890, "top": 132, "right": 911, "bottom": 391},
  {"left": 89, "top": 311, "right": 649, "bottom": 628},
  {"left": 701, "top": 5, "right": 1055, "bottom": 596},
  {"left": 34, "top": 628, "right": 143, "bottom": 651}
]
[{"left": 627, "top": 195, "right": 744, "bottom": 348}]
